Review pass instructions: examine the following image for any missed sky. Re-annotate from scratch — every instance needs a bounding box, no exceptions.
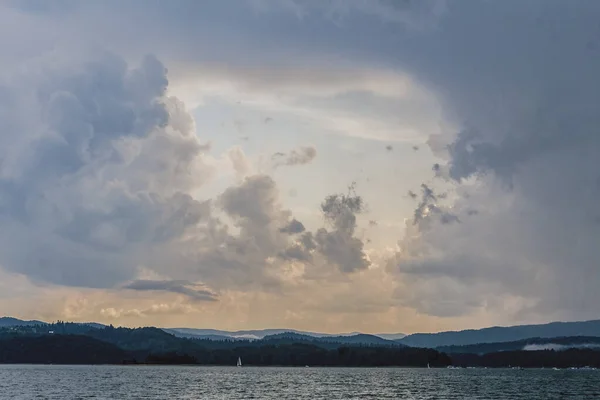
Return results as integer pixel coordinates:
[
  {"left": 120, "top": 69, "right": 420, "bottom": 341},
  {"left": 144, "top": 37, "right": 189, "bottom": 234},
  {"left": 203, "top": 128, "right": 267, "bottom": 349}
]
[{"left": 1, "top": 0, "right": 599, "bottom": 334}]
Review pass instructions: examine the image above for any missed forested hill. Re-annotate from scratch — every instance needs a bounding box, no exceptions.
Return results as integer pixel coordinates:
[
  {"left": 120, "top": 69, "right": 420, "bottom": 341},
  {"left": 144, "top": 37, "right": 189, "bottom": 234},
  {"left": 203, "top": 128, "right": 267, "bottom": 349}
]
[
  {"left": 0, "top": 335, "right": 128, "bottom": 364},
  {"left": 260, "top": 332, "right": 404, "bottom": 348},
  {"left": 0, "top": 328, "right": 448, "bottom": 367},
  {"left": 1, "top": 320, "right": 404, "bottom": 348},
  {"left": 6, "top": 316, "right": 600, "bottom": 349},
  {"left": 398, "top": 320, "right": 600, "bottom": 348},
  {"left": 437, "top": 336, "right": 600, "bottom": 354},
  {"left": 0, "top": 317, "right": 45, "bottom": 327}
]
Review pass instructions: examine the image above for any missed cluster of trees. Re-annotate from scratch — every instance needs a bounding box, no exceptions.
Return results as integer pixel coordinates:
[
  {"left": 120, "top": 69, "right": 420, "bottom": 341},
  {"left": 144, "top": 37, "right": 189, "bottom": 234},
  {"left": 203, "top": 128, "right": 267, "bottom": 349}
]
[
  {"left": 157, "top": 344, "right": 449, "bottom": 367},
  {"left": 0, "top": 321, "right": 96, "bottom": 337},
  {"left": 0, "top": 335, "right": 127, "bottom": 364}
]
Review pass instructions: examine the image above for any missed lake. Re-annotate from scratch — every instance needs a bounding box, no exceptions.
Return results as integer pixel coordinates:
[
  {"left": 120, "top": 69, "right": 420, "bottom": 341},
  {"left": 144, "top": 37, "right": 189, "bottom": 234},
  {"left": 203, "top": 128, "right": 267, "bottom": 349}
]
[{"left": 0, "top": 365, "right": 598, "bottom": 399}]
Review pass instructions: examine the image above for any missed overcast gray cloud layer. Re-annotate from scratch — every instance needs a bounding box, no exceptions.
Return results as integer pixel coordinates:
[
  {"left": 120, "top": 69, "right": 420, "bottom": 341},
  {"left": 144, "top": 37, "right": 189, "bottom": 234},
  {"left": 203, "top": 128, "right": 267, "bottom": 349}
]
[{"left": 380, "top": 1, "right": 600, "bottom": 321}]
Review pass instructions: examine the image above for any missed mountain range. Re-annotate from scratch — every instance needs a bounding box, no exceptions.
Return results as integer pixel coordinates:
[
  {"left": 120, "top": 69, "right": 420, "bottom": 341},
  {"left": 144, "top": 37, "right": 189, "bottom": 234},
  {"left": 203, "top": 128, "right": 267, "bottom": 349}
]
[
  {"left": 164, "top": 327, "right": 406, "bottom": 341},
  {"left": 3, "top": 319, "right": 600, "bottom": 368},
  {"left": 3, "top": 317, "right": 600, "bottom": 348},
  {"left": 436, "top": 336, "right": 600, "bottom": 354},
  {"left": 398, "top": 319, "right": 600, "bottom": 348}
]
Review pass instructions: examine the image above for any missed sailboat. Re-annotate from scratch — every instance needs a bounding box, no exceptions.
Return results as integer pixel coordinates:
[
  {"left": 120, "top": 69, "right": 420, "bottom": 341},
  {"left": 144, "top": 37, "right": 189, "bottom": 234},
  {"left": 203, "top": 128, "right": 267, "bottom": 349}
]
[
  {"left": 237, "top": 357, "right": 242, "bottom": 367},
  {"left": 427, "top": 363, "right": 430, "bottom": 369}
]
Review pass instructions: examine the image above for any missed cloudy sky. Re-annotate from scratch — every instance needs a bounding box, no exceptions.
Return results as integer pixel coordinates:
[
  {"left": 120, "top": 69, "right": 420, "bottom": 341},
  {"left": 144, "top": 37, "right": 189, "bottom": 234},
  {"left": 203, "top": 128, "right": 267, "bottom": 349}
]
[{"left": 1, "top": 0, "right": 599, "bottom": 334}]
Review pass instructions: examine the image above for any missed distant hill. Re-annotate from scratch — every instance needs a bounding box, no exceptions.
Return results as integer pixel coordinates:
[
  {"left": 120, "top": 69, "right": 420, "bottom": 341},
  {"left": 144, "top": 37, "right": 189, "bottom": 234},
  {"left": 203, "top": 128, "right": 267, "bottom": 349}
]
[
  {"left": 0, "top": 317, "right": 45, "bottom": 327},
  {"left": 166, "top": 327, "right": 404, "bottom": 341},
  {"left": 437, "top": 336, "right": 600, "bottom": 354},
  {"left": 398, "top": 320, "right": 600, "bottom": 348},
  {"left": 0, "top": 325, "right": 445, "bottom": 367},
  {"left": 83, "top": 322, "right": 106, "bottom": 329},
  {"left": 261, "top": 332, "right": 405, "bottom": 348},
  {"left": 314, "top": 333, "right": 403, "bottom": 346},
  {"left": 164, "top": 329, "right": 247, "bottom": 341},
  {"left": 166, "top": 328, "right": 292, "bottom": 340},
  {"left": 86, "top": 326, "right": 188, "bottom": 353},
  {"left": 2, "top": 321, "right": 600, "bottom": 368},
  {"left": 0, "top": 317, "right": 405, "bottom": 341},
  {"left": 9, "top": 316, "right": 600, "bottom": 349},
  {"left": 375, "top": 333, "right": 407, "bottom": 341}
]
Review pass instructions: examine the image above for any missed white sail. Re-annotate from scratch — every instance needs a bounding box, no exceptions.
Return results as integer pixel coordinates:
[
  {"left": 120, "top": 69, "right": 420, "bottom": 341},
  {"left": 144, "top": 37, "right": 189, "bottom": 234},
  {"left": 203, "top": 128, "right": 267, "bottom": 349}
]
[{"left": 237, "top": 357, "right": 242, "bottom": 367}]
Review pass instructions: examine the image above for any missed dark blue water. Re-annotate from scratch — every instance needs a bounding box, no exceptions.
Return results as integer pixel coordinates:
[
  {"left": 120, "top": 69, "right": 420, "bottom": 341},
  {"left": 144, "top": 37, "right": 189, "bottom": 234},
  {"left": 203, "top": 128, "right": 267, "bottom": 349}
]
[{"left": 0, "top": 365, "right": 598, "bottom": 399}]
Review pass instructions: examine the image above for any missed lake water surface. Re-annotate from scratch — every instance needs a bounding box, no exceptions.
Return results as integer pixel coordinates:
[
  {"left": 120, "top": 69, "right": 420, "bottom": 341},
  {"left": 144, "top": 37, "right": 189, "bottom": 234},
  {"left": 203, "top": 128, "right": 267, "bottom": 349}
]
[{"left": 0, "top": 365, "right": 598, "bottom": 399}]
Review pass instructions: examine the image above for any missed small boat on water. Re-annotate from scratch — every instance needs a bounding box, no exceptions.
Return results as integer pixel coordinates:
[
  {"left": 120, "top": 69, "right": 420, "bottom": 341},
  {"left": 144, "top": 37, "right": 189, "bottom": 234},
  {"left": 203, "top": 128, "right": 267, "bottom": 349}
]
[{"left": 237, "top": 357, "right": 242, "bottom": 367}]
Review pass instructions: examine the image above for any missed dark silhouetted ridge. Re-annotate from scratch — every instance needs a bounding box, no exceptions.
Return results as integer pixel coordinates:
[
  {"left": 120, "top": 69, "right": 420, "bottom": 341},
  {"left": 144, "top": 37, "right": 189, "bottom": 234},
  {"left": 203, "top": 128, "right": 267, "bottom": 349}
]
[{"left": 0, "top": 335, "right": 128, "bottom": 364}]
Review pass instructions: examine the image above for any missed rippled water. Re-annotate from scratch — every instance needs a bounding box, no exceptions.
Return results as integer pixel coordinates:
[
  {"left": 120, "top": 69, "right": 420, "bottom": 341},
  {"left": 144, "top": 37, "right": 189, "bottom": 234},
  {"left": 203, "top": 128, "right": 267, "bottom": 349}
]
[{"left": 0, "top": 365, "right": 599, "bottom": 399}]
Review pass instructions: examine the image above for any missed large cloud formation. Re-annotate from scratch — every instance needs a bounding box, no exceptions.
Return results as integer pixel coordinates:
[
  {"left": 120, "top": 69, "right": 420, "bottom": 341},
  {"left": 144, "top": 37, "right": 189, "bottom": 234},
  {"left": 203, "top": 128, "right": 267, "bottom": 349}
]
[
  {"left": 2, "top": 0, "right": 600, "bottom": 326},
  {"left": 0, "top": 50, "right": 368, "bottom": 297}
]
